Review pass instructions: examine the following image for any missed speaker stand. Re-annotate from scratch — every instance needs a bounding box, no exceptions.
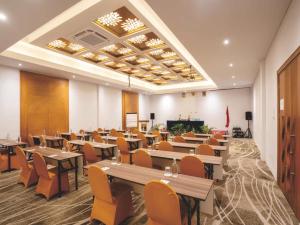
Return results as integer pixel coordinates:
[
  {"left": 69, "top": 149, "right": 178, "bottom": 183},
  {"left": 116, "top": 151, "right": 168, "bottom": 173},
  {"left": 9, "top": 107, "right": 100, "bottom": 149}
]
[
  {"left": 151, "top": 119, "right": 154, "bottom": 128},
  {"left": 244, "top": 120, "right": 252, "bottom": 138}
]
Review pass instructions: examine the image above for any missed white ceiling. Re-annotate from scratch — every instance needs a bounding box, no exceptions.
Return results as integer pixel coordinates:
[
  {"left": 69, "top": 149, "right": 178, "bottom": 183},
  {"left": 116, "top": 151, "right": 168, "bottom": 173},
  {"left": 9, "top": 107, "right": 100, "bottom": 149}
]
[
  {"left": 0, "top": 0, "right": 291, "bottom": 92},
  {"left": 145, "top": 0, "right": 291, "bottom": 88},
  {"left": 0, "top": 0, "right": 80, "bottom": 52}
]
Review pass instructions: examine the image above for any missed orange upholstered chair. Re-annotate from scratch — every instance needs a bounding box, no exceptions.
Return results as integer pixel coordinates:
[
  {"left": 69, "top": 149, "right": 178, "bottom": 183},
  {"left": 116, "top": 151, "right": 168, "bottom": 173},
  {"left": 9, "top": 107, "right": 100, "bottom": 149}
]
[
  {"left": 180, "top": 155, "right": 205, "bottom": 178},
  {"left": 63, "top": 139, "right": 72, "bottom": 151},
  {"left": 92, "top": 131, "right": 98, "bottom": 139},
  {"left": 173, "top": 136, "right": 186, "bottom": 143},
  {"left": 0, "top": 151, "right": 19, "bottom": 171},
  {"left": 183, "top": 131, "right": 195, "bottom": 137},
  {"left": 152, "top": 130, "right": 161, "bottom": 141},
  {"left": 144, "top": 181, "right": 186, "bottom": 225},
  {"left": 28, "top": 134, "right": 35, "bottom": 147},
  {"left": 97, "top": 128, "right": 103, "bottom": 132},
  {"left": 70, "top": 133, "right": 78, "bottom": 141},
  {"left": 39, "top": 135, "right": 47, "bottom": 147},
  {"left": 198, "top": 144, "right": 214, "bottom": 156},
  {"left": 15, "top": 147, "right": 38, "bottom": 187},
  {"left": 137, "top": 132, "right": 148, "bottom": 148},
  {"left": 33, "top": 152, "right": 69, "bottom": 200},
  {"left": 83, "top": 143, "right": 101, "bottom": 165},
  {"left": 94, "top": 134, "right": 103, "bottom": 143},
  {"left": 213, "top": 133, "right": 224, "bottom": 140},
  {"left": 115, "top": 132, "right": 124, "bottom": 138},
  {"left": 158, "top": 141, "right": 173, "bottom": 151},
  {"left": 133, "top": 149, "right": 152, "bottom": 168},
  {"left": 79, "top": 129, "right": 85, "bottom": 134},
  {"left": 116, "top": 137, "right": 130, "bottom": 163},
  {"left": 131, "top": 128, "right": 139, "bottom": 134},
  {"left": 208, "top": 138, "right": 220, "bottom": 146},
  {"left": 88, "top": 166, "right": 134, "bottom": 224}
]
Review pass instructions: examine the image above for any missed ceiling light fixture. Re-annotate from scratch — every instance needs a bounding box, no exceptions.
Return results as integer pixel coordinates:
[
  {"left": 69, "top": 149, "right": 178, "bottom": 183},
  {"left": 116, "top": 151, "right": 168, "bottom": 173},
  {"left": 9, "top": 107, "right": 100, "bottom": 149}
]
[
  {"left": 121, "top": 18, "right": 144, "bottom": 32},
  {"left": 124, "top": 56, "right": 137, "bottom": 61},
  {"left": 0, "top": 12, "right": 7, "bottom": 21},
  {"left": 149, "top": 49, "right": 164, "bottom": 55},
  {"left": 96, "top": 55, "right": 109, "bottom": 61},
  {"left": 223, "top": 39, "right": 230, "bottom": 45},
  {"left": 97, "top": 12, "right": 122, "bottom": 27},
  {"left": 136, "top": 57, "right": 149, "bottom": 64},
  {"left": 48, "top": 39, "right": 67, "bottom": 48},
  {"left": 18, "top": 63, "right": 22, "bottom": 67},
  {"left": 231, "top": 75, "right": 236, "bottom": 79},
  {"left": 145, "top": 38, "right": 164, "bottom": 48},
  {"left": 161, "top": 51, "right": 176, "bottom": 58},
  {"left": 82, "top": 52, "right": 95, "bottom": 58},
  {"left": 102, "top": 44, "right": 117, "bottom": 52},
  {"left": 117, "top": 47, "right": 132, "bottom": 55},
  {"left": 128, "top": 34, "right": 147, "bottom": 44},
  {"left": 68, "top": 43, "right": 84, "bottom": 51},
  {"left": 233, "top": 83, "right": 236, "bottom": 86},
  {"left": 229, "top": 63, "right": 233, "bottom": 67},
  {"left": 173, "top": 61, "right": 186, "bottom": 67},
  {"left": 72, "top": 75, "right": 76, "bottom": 79}
]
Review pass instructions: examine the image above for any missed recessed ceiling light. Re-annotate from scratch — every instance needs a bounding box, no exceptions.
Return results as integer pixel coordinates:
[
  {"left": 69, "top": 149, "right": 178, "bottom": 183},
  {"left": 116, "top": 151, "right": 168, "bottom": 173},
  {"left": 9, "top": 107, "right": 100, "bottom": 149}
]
[
  {"left": 105, "top": 82, "right": 110, "bottom": 86},
  {"left": 0, "top": 12, "right": 7, "bottom": 21},
  {"left": 72, "top": 75, "right": 76, "bottom": 79},
  {"left": 231, "top": 75, "right": 235, "bottom": 79},
  {"left": 233, "top": 83, "right": 236, "bottom": 86},
  {"left": 18, "top": 63, "right": 22, "bottom": 67},
  {"left": 223, "top": 39, "right": 230, "bottom": 45},
  {"left": 229, "top": 63, "right": 233, "bottom": 67}
]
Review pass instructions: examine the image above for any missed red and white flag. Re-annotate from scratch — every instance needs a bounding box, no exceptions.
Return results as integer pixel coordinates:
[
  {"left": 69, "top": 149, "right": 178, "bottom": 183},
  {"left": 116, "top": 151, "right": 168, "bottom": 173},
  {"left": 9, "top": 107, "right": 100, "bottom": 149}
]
[{"left": 225, "top": 106, "right": 230, "bottom": 128}]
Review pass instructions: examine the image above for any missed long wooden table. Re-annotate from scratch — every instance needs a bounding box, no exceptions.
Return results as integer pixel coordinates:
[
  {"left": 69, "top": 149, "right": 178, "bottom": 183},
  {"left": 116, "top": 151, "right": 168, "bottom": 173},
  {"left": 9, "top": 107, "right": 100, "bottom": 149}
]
[
  {"left": 123, "top": 133, "right": 158, "bottom": 145},
  {"left": 106, "top": 136, "right": 142, "bottom": 150},
  {"left": 130, "top": 148, "right": 223, "bottom": 180},
  {"left": 0, "top": 139, "right": 27, "bottom": 172},
  {"left": 60, "top": 132, "right": 90, "bottom": 141},
  {"left": 69, "top": 140, "right": 117, "bottom": 158},
  {"left": 194, "top": 133, "right": 231, "bottom": 139},
  {"left": 155, "top": 141, "right": 229, "bottom": 165},
  {"left": 86, "top": 160, "right": 214, "bottom": 224},
  {"left": 32, "top": 135, "right": 63, "bottom": 148},
  {"left": 23, "top": 146, "right": 82, "bottom": 197}
]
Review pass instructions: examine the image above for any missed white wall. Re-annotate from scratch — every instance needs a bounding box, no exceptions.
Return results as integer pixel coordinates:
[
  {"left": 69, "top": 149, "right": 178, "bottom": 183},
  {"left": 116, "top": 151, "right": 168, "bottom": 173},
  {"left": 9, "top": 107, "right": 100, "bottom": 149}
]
[
  {"left": 98, "top": 85, "right": 122, "bottom": 130},
  {"left": 252, "top": 0, "right": 300, "bottom": 177},
  {"left": 69, "top": 80, "right": 98, "bottom": 132},
  {"left": 149, "top": 88, "right": 252, "bottom": 132},
  {"left": 0, "top": 66, "right": 20, "bottom": 139},
  {"left": 139, "top": 94, "right": 150, "bottom": 121}
]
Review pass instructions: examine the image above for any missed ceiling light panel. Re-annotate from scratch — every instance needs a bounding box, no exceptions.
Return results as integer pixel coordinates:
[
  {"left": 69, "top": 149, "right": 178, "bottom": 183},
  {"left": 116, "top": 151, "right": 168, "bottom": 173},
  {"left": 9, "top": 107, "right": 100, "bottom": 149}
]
[
  {"left": 101, "top": 43, "right": 134, "bottom": 57},
  {"left": 47, "top": 38, "right": 85, "bottom": 54},
  {"left": 127, "top": 32, "right": 165, "bottom": 51},
  {"left": 93, "top": 6, "right": 147, "bottom": 37}
]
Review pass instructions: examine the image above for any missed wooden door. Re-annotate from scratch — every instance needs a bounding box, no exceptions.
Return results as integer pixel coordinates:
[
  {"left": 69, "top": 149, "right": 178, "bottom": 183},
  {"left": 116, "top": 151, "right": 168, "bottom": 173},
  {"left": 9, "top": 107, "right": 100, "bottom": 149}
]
[
  {"left": 277, "top": 47, "right": 300, "bottom": 220},
  {"left": 20, "top": 71, "right": 69, "bottom": 141},
  {"left": 122, "top": 91, "right": 139, "bottom": 129}
]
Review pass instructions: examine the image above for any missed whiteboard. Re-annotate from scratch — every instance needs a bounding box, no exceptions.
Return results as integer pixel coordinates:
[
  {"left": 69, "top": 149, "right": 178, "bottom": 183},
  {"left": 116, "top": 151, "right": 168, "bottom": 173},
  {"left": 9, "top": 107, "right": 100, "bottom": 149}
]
[{"left": 126, "top": 113, "right": 138, "bottom": 128}]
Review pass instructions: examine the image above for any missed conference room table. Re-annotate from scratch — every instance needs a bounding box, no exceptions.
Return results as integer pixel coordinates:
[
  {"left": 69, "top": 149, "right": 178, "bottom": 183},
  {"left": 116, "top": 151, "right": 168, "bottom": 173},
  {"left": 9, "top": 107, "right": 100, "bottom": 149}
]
[
  {"left": 69, "top": 140, "right": 117, "bottom": 159},
  {"left": 85, "top": 160, "right": 214, "bottom": 224},
  {"left": 194, "top": 133, "right": 231, "bottom": 139},
  {"left": 98, "top": 131, "right": 110, "bottom": 136},
  {"left": 0, "top": 139, "right": 27, "bottom": 172},
  {"left": 155, "top": 141, "right": 229, "bottom": 165},
  {"left": 60, "top": 132, "right": 90, "bottom": 141},
  {"left": 180, "top": 136, "right": 229, "bottom": 146},
  {"left": 32, "top": 135, "right": 64, "bottom": 148},
  {"left": 123, "top": 133, "right": 159, "bottom": 145},
  {"left": 140, "top": 131, "right": 169, "bottom": 141},
  {"left": 106, "top": 136, "right": 142, "bottom": 150},
  {"left": 23, "top": 146, "right": 82, "bottom": 197},
  {"left": 130, "top": 148, "right": 223, "bottom": 180}
]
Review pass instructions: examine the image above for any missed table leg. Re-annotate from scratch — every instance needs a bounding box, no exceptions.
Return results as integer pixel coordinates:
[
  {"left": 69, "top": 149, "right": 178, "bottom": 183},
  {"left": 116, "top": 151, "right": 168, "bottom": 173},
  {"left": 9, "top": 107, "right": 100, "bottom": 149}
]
[
  {"left": 58, "top": 161, "right": 62, "bottom": 197},
  {"left": 75, "top": 157, "right": 78, "bottom": 190},
  {"left": 129, "top": 153, "right": 133, "bottom": 164},
  {"left": 187, "top": 198, "right": 192, "bottom": 225},
  {"left": 7, "top": 146, "right": 12, "bottom": 171},
  {"left": 196, "top": 199, "right": 200, "bottom": 225}
]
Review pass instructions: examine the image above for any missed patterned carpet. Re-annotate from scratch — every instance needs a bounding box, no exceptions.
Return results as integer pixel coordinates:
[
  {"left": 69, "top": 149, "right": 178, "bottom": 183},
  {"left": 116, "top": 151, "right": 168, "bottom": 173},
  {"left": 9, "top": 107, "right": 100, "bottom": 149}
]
[{"left": 0, "top": 139, "right": 299, "bottom": 225}]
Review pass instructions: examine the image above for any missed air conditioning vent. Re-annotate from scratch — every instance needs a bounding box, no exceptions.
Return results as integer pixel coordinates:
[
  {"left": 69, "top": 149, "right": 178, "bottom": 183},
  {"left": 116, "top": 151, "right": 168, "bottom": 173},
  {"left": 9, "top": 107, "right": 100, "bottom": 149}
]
[{"left": 72, "top": 29, "right": 108, "bottom": 47}]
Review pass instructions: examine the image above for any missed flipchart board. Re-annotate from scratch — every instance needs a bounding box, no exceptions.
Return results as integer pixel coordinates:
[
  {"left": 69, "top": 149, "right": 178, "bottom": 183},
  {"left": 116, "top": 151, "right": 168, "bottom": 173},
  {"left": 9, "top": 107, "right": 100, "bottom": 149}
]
[{"left": 126, "top": 113, "right": 138, "bottom": 128}]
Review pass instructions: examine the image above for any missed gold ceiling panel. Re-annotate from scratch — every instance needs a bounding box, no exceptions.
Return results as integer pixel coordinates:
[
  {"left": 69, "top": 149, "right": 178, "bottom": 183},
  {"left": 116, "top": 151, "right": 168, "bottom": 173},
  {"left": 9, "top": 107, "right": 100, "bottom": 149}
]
[
  {"left": 148, "top": 47, "right": 177, "bottom": 61},
  {"left": 93, "top": 6, "right": 147, "bottom": 37},
  {"left": 81, "top": 52, "right": 110, "bottom": 63},
  {"left": 47, "top": 38, "right": 86, "bottom": 55},
  {"left": 101, "top": 43, "right": 134, "bottom": 57},
  {"left": 127, "top": 32, "right": 165, "bottom": 51},
  {"left": 123, "top": 55, "right": 151, "bottom": 66}
]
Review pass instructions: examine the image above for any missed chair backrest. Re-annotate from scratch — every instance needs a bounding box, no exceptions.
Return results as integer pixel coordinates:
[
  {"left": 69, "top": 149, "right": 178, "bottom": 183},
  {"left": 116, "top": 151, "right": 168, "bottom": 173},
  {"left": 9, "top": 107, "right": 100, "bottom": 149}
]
[
  {"left": 88, "top": 166, "right": 113, "bottom": 203},
  {"left": 158, "top": 141, "right": 173, "bottom": 151},
  {"left": 70, "top": 133, "right": 78, "bottom": 140},
  {"left": 16, "top": 146, "right": 30, "bottom": 170},
  {"left": 137, "top": 132, "right": 147, "bottom": 148},
  {"left": 63, "top": 139, "right": 71, "bottom": 151},
  {"left": 213, "top": 133, "right": 224, "bottom": 140},
  {"left": 111, "top": 128, "right": 117, "bottom": 133},
  {"left": 208, "top": 137, "right": 220, "bottom": 146},
  {"left": 131, "top": 128, "right": 139, "bottom": 134},
  {"left": 92, "top": 131, "right": 98, "bottom": 139},
  {"left": 28, "top": 134, "right": 35, "bottom": 147},
  {"left": 33, "top": 152, "right": 50, "bottom": 179},
  {"left": 115, "top": 132, "right": 124, "bottom": 138},
  {"left": 97, "top": 128, "right": 103, "bottom": 132},
  {"left": 134, "top": 149, "right": 152, "bottom": 168},
  {"left": 180, "top": 155, "right": 205, "bottom": 178},
  {"left": 116, "top": 137, "right": 129, "bottom": 154},
  {"left": 79, "top": 129, "right": 85, "bottom": 134},
  {"left": 144, "top": 181, "right": 182, "bottom": 225},
  {"left": 173, "top": 136, "right": 186, "bottom": 143},
  {"left": 183, "top": 131, "right": 195, "bottom": 137},
  {"left": 83, "top": 143, "right": 98, "bottom": 163},
  {"left": 94, "top": 134, "right": 103, "bottom": 143},
  {"left": 198, "top": 144, "right": 214, "bottom": 156}
]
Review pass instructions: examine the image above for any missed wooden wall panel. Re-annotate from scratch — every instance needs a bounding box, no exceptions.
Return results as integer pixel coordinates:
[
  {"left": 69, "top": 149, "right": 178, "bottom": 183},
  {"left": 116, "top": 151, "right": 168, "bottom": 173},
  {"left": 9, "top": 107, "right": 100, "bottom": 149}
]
[
  {"left": 20, "top": 71, "right": 69, "bottom": 140},
  {"left": 122, "top": 91, "right": 139, "bottom": 129}
]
